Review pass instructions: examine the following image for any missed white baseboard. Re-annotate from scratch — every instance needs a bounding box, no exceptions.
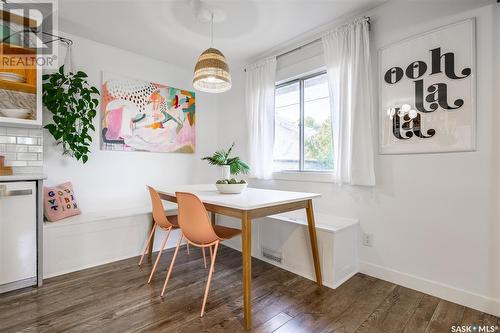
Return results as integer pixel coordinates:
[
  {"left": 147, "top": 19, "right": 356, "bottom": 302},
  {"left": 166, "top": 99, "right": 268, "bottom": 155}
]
[
  {"left": 359, "top": 261, "right": 500, "bottom": 318},
  {"left": 332, "top": 270, "right": 358, "bottom": 289}
]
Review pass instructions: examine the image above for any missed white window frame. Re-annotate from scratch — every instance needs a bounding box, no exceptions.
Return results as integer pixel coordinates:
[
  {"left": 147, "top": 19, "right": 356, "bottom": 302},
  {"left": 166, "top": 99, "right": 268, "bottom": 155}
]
[{"left": 272, "top": 71, "right": 334, "bottom": 183}]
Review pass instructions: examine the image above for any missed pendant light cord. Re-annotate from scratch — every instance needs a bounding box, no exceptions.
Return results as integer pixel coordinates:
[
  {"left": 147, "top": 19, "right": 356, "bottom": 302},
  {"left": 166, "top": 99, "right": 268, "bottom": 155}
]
[{"left": 210, "top": 13, "right": 214, "bottom": 47}]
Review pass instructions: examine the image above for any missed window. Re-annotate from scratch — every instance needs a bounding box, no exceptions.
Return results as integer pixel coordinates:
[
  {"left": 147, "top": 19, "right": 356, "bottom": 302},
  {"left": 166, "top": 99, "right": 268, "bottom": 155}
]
[{"left": 273, "top": 72, "right": 333, "bottom": 172}]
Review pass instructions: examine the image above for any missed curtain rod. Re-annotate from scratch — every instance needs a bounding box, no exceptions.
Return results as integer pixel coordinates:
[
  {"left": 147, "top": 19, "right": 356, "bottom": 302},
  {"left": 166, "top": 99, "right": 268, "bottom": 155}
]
[{"left": 244, "top": 16, "right": 370, "bottom": 72}]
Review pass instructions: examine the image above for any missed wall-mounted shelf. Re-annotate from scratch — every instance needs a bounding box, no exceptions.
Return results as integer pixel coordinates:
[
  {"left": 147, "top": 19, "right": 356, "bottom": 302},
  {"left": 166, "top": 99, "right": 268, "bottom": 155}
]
[
  {"left": 0, "top": 9, "right": 38, "bottom": 29},
  {"left": 0, "top": 80, "right": 36, "bottom": 94},
  {"left": 0, "top": 17, "right": 41, "bottom": 127}
]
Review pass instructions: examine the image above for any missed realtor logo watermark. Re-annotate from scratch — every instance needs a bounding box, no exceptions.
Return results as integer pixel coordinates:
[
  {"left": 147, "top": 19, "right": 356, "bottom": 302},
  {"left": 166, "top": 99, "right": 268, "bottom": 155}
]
[
  {"left": 0, "top": 0, "right": 58, "bottom": 69},
  {"left": 451, "top": 324, "right": 499, "bottom": 333}
]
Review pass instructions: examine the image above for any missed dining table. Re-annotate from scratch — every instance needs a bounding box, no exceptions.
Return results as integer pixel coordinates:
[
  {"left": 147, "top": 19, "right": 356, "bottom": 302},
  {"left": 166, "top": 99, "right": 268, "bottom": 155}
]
[{"left": 150, "top": 184, "right": 322, "bottom": 330}]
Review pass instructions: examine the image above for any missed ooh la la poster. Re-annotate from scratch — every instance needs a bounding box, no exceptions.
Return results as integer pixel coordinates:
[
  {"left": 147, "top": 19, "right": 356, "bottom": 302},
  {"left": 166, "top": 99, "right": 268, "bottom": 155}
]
[{"left": 379, "top": 19, "right": 476, "bottom": 154}]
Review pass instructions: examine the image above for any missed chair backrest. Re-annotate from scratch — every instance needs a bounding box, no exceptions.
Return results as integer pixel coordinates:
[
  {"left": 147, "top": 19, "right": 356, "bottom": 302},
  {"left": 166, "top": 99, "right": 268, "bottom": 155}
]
[
  {"left": 147, "top": 186, "right": 173, "bottom": 229},
  {"left": 176, "top": 192, "right": 218, "bottom": 245}
]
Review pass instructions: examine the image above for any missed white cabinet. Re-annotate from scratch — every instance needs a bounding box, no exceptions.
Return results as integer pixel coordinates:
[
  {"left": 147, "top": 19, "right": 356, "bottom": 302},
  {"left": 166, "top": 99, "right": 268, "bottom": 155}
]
[{"left": 0, "top": 181, "right": 37, "bottom": 292}]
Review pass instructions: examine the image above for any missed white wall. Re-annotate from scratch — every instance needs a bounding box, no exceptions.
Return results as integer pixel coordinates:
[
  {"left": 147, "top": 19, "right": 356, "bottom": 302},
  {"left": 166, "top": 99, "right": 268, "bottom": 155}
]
[
  {"left": 43, "top": 33, "right": 220, "bottom": 212},
  {"left": 491, "top": 3, "right": 500, "bottom": 310},
  {"left": 217, "top": 2, "right": 500, "bottom": 317},
  {"left": 41, "top": 33, "right": 223, "bottom": 277},
  {"left": 42, "top": 2, "right": 500, "bottom": 316}
]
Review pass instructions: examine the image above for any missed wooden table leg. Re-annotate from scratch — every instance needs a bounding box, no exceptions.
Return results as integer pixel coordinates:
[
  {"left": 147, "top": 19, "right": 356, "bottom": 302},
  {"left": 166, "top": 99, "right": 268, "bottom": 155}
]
[
  {"left": 306, "top": 199, "right": 322, "bottom": 287},
  {"left": 211, "top": 212, "right": 216, "bottom": 225},
  {"left": 241, "top": 212, "right": 252, "bottom": 330},
  {"left": 147, "top": 217, "right": 155, "bottom": 261}
]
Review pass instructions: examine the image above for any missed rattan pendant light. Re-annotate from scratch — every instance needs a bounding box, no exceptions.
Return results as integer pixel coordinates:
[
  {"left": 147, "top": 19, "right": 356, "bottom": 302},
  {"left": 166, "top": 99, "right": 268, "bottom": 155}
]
[{"left": 193, "top": 14, "right": 231, "bottom": 93}]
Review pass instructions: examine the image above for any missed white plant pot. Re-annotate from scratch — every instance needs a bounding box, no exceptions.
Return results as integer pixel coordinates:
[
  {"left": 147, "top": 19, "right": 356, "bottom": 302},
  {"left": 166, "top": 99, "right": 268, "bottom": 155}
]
[
  {"left": 216, "top": 183, "right": 248, "bottom": 194},
  {"left": 221, "top": 165, "right": 231, "bottom": 180}
]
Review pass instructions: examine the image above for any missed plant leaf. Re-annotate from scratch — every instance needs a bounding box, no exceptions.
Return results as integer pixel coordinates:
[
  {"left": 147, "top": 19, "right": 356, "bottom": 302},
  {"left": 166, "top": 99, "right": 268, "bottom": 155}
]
[
  {"left": 202, "top": 143, "right": 250, "bottom": 175},
  {"left": 42, "top": 68, "right": 99, "bottom": 164}
]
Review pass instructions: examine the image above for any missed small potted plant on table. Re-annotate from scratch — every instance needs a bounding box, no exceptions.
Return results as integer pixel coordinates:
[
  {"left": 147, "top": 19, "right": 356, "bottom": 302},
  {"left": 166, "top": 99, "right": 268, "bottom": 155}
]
[{"left": 202, "top": 142, "right": 250, "bottom": 194}]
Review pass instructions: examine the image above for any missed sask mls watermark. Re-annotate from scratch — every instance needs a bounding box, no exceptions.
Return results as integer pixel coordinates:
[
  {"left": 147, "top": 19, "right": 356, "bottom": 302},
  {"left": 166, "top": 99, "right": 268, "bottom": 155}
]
[
  {"left": 451, "top": 324, "right": 499, "bottom": 333},
  {"left": 0, "top": 0, "right": 59, "bottom": 69}
]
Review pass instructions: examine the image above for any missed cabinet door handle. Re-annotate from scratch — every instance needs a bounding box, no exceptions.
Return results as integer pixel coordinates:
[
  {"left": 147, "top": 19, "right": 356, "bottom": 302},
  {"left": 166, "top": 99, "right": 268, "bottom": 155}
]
[{"left": 0, "top": 188, "right": 32, "bottom": 197}]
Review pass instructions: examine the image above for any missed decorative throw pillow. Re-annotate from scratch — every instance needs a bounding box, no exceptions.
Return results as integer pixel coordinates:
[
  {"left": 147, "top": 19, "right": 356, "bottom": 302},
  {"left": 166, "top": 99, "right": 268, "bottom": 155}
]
[{"left": 44, "top": 182, "right": 81, "bottom": 222}]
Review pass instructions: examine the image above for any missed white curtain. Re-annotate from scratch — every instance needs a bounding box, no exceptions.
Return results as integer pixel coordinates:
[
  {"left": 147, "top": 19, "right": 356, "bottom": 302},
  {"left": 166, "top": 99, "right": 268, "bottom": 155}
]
[
  {"left": 245, "top": 57, "right": 277, "bottom": 180},
  {"left": 322, "top": 17, "right": 375, "bottom": 186}
]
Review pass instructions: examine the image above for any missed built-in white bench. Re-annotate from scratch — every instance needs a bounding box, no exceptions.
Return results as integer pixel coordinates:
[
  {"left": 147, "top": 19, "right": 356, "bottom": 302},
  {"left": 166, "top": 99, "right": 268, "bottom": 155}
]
[
  {"left": 43, "top": 203, "right": 177, "bottom": 278},
  {"left": 220, "top": 210, "right": 359, "bottom": 289},
  {"left": 44, "top": 203, "right": 358, "bottom": 289},
  {"left": 268, "top": 210, "right": 358, "bottom": 233}
]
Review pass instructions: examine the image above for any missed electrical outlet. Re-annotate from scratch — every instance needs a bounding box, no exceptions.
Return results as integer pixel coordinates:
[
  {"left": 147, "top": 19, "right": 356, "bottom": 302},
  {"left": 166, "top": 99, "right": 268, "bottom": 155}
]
[{"left": 363, "top": 233, "right": 373, "bottom": 247}]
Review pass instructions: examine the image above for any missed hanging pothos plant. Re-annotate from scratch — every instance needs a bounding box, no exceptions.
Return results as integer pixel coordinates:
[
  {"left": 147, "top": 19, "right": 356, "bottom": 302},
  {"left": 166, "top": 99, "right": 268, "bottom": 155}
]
[{"left": 42, "top": 65, "right": 100, "bottom": 164}]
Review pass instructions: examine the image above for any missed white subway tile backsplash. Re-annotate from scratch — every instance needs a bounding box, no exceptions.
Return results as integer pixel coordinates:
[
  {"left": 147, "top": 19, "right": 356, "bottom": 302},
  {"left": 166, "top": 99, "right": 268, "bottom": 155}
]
[
  {"left": 27, "top": 160, "right": 43, "bottom": 166},
  {"left": 29, "top": 129, "right": 42, "bottom": 137},
  {"left": 0, "top": 136, "right": 17, "bottom": 144},
  {"left": 17, "top": 152, "right": 38, "bottom": 160},
  {"left": 2, "top": 152, "right": 16, "bottom": 161},
  {"left": 17, "top": 137, "right": 39, "bottom": 145},
  {"left": 6, "top": 144, "right": 27, "bottom": 152},
  {"left": 7, "top": 160, "right": 27, "bottom": 167},
  {"left": 0, "top": 126, "right": 43, "bottom": 175},
  {"left": 6, "top": 127, "right": 29, "bottom": 136},
  {"left": 12, "top": 166, "right": 42, "bottom": 174},
  {"left": 28, "top": 145, "right": 42, "bottom": 153}
]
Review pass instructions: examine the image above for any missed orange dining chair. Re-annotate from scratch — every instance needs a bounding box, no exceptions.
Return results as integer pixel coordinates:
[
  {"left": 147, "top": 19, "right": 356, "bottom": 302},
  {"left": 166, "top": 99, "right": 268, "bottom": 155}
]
[
  {"left": 161, "top": 192, "right": 242, "bottom": 317},
  {"left": 139, "top": 186, "right": 191, "bottom": 283}
]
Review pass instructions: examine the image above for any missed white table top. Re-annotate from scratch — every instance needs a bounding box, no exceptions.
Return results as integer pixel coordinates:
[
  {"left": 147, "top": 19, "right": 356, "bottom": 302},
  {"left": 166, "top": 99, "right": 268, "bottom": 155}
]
[{"left": 158, "top": 184, "right": 321, "bottom": 210}]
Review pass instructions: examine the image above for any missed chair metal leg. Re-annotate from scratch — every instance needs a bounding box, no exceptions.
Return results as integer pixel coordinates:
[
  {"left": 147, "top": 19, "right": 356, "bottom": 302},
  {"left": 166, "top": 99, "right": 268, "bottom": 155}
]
[
  {"left": 139, "top": 223, "right": 156, "bottom": 266},
  {"left": 186, "top": 242, "right": 190, "bottom": 255},
  {"left": 161, "top": 234, "right": 183, "bottom": 297},
  {"left": 201, "top": 241, "right": 219, "bottom": 317},
  {"left": 209, "top": 245, "right": 215, "bottom": 272},
  {"left": 202, "top": 247, "right": 207, "bottom": 269},
  {"left": 147, "top": 227, "right": 171, "bottom": 283}
]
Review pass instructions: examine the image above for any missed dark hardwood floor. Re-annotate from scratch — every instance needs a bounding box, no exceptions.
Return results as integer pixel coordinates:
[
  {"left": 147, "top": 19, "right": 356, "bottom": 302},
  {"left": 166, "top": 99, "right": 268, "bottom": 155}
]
[{"left": 0, "top": 245, "right": 498, "bottom": 332}]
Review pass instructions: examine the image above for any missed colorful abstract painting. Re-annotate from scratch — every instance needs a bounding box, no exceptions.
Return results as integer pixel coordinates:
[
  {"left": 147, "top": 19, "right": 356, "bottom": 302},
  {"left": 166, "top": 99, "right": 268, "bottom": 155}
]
[{"left": 101, "top": 72, "right": 195, "bottom": 153}]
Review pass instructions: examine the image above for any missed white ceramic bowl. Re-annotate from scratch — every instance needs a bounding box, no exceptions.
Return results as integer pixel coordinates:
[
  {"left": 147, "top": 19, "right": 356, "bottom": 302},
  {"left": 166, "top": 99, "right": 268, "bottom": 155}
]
[
  {"left": 0, "top": 108, "right": 30, "bottom": 119},
  {"left": 215, "top": 183, "right": 248, "bottom": 194}
]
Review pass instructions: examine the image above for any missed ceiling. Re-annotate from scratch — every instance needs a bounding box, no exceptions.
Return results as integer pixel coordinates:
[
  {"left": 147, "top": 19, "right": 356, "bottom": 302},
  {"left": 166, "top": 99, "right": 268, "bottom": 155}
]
[{"left": 57, "top": 0, "right": 387, "bottom": 69}]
